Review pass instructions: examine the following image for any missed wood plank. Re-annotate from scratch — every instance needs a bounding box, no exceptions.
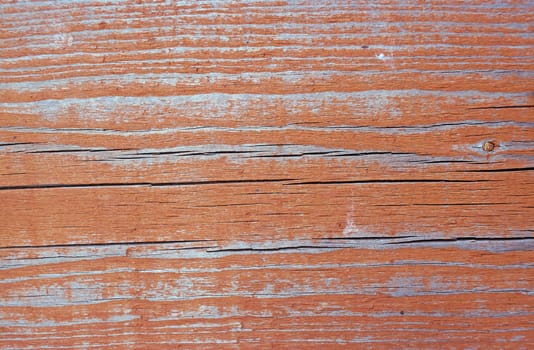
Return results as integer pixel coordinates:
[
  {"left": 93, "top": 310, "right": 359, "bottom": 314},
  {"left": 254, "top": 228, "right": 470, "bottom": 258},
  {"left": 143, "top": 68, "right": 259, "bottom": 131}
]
[
  {"left": 1, "top": 245, "right": 533, "bottom": 348},
  {"left": 1, "top": 0, "right": 533, "bottom": 348}
]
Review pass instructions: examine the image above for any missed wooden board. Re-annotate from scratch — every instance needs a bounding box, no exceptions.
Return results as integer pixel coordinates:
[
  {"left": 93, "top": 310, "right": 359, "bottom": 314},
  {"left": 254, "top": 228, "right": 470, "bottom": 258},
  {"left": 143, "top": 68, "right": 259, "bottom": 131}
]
[{"left": 1, "top": 0, "right": 533, "bottom": 348}]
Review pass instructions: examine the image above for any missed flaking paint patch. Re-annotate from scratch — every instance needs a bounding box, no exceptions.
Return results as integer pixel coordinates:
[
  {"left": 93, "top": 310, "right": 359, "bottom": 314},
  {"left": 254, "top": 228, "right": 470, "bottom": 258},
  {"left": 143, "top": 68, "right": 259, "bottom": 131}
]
[
  {"left": 151, "top": 305, "right": 224, "bottom": 320},
  {"left": 1, "top": 91, "right": 391, "bottom": 122},
  {"left": 52, "top": 33, "right": 74, "bottom": 48},
  {"left": 0, "top": 314, "right": 139, "bottom": 328},
  {"left": 386, "top": 276, "right": 425, "bottom": 297},
  {"left": 376, "top": 53, "right": 386, "bottom": 60}
]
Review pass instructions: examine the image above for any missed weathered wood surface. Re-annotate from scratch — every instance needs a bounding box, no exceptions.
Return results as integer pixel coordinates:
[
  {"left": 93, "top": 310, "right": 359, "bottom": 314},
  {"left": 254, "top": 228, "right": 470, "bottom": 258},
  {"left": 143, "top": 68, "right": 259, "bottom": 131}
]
[{"left": 1, "top": 0, "right": 533, "bottom": 348}]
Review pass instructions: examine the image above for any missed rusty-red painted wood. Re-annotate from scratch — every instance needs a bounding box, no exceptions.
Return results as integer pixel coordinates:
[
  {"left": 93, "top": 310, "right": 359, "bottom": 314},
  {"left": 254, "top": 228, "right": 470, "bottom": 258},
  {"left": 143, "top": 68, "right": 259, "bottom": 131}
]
[{"left": 1, "top": 0, "right": 533, "bottom": 348}]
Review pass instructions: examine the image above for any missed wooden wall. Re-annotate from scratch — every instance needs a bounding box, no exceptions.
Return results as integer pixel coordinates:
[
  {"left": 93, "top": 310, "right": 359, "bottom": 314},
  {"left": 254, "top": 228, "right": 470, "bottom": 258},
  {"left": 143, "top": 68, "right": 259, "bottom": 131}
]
[{"left": 1, "top": 0, "right": 533, "bottom": 348}]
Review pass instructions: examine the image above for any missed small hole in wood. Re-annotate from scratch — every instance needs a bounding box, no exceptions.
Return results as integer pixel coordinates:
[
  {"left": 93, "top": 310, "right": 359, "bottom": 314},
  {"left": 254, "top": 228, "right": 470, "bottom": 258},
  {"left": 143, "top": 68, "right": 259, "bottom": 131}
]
[{"left": 400, "top": 310, "right": 404, "bottom": 315}]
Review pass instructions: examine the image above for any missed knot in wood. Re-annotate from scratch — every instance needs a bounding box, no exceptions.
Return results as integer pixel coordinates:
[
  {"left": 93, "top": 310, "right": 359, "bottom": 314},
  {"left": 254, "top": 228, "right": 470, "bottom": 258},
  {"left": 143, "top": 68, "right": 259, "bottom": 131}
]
[{"left": 482, "top": 141, "right": 495, "bottom": 152}]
